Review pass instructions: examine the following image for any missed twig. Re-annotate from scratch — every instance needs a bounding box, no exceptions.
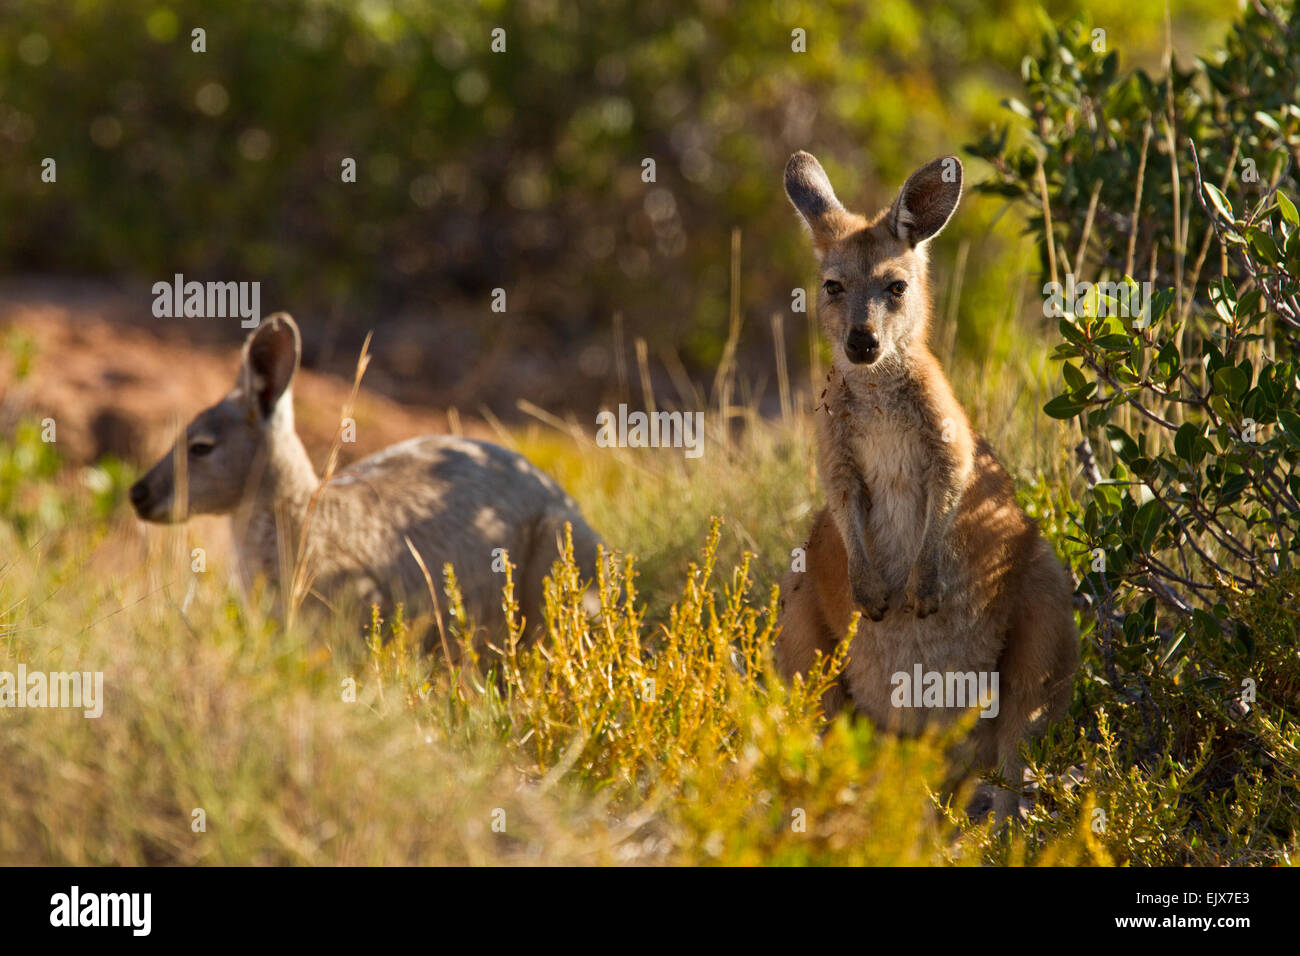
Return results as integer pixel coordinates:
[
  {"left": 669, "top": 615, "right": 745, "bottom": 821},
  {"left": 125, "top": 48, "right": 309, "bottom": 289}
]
[
  {"left": 1073, "top": 180, "right": 1102, "bottom": 280},
  {"left": 1125, "top": 122, "right": 1153, "bottom": 278},
  {"left": 1036, "top": 159, "right": 1059, "bottom": 288}
]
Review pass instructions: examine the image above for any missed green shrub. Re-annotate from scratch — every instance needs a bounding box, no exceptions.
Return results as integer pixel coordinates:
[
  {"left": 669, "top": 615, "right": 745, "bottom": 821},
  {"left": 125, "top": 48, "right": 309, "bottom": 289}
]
[{"left": 967, "top": 1, "right": 1300, "bottom": 864}]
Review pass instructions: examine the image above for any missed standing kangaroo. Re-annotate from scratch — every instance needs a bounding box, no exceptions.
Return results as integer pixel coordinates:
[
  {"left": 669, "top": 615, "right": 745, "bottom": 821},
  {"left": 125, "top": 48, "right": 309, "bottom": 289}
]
[
  {"left": 776, "top": 152, "right": 1078, "bottom": 822},
  {"left": 129, "top": 313, "right": 601, "bottom": 655}
]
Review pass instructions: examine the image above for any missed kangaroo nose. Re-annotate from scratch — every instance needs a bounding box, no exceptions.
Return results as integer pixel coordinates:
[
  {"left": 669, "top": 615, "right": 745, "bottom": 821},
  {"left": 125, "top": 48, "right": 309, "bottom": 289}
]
[
  {"left": 129, "top": 480, "right": 150, "bottom": 509},
  {"left": 844, "top": 327, "right": 879, "bottom": 364}
]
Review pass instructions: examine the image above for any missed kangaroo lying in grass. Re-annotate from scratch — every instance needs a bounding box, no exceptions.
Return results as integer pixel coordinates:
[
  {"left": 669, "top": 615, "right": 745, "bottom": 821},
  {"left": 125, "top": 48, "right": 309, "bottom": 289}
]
[
  {"left": 776, "top": 152, "right": 1078, "bottom": 823},
  {"left": 129, "top": 313, "right": 601, "bottom": 655}
]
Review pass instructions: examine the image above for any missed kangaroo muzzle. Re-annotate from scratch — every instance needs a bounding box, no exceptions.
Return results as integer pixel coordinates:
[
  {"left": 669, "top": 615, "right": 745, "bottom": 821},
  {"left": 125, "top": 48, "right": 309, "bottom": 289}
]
[
  {"left": 128, "top": 479, "right": 151, "bottom": 514},
  {"left": 129, "top": 472, "right": 180, "bottom": 523},
  {"left": 844, "top": 326, "right": 880, "bottom": 365}
]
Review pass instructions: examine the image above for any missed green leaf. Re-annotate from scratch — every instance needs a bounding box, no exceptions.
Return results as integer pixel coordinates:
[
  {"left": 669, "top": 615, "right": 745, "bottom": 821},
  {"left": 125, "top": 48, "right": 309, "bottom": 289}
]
[
  {"left": 1235, "top": 288, "right": 1263, "bottom": 320},
  {"left": 1218, "top": 473, "right": 1250, "bottom": 505},
  {"left": 1209, "top": 282, "right": 1236, "bottom": 323},
  {"left": 1095, "top": 333, "right": 1134, "bottom": 350},
  {"left": 1133, "top": 498, "right": 1164, "bottom": 551},
  {"left": 1174, "top": 422, "right": 1202, "bottom": 464},
  {"left": 1247, "top": 228, "right": 1281, "bottom": 265},
  {"left": 1093, "top": 482, "right": 1123, "bottom": 516},
  {"left": 1059, "top": 317, "right": 1087, "bottom": 345},
  {"left": 1213, "top": 366, "right": 1249, "bottom": 402},
  {"left": 1278, "top": 191, "right": 1299, "bottom": 228},
  {"left": 1278, "top": 409, "right": 1300, "bottom": 446},
  {"left": 1156, "top": 341, "right": 1181, "bottom": 384},
  {"left": 1043, "top": 394, "right": 1086, "bottom": 419},
  {"left": 1203, "top": 182, "right": 1234, "bottom": 223},
  {"left": 1062, "top": 361, "right": 1087, "bottom": 392}
]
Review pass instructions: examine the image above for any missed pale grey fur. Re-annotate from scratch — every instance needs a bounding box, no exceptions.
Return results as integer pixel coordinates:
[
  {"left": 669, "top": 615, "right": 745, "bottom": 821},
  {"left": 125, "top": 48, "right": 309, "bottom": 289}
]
[{"left": 130, "top": 313, "right": 601, "bottom": 653}]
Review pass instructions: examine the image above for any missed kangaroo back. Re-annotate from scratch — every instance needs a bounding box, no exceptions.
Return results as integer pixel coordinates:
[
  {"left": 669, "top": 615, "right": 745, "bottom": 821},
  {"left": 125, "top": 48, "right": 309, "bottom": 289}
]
[{"left": 308, "top": 435, "right": 601, "bottom": 651}]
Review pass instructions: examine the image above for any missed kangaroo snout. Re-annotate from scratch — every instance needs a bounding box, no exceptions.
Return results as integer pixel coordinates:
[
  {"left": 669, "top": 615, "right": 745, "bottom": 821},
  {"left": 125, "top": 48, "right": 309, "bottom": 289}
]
[
  {"left": 128, "top": 478, "right": 150, "bottom": 513},
  {"left": 844, "top": 326, "right": 879, "bottom": 365},
  {"left": 128, "top": 472, "right": 180, "bottom": 523}
]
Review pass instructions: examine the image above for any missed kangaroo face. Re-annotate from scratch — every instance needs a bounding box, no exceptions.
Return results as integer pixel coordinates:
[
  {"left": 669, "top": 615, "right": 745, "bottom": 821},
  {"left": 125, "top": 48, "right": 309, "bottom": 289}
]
[
  {"left": 784, "top": 151, "right": 962, "bottom": 367},
  {"left": 817, "top": 231, "right": 927, "bottom": 366},
  {"left": 129, "top": 314, "right": 302, "bottom": 523},
  {"left": 129, "top": 396, "right": 264, "bottom": 522}
]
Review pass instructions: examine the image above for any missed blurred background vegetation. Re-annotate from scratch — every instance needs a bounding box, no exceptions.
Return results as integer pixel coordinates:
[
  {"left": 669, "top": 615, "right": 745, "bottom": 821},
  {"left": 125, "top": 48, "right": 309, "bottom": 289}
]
[{"left": 0, "top": 0, "right": 1237, "bottom": 413}]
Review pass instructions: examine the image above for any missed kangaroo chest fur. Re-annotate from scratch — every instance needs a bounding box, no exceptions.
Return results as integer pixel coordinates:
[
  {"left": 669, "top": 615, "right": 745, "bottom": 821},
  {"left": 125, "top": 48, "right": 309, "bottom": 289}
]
[
  {"left": 820, "top": 367, "right": 1005, "bottom": 733},
  {"left": 844, "top": 394, "right": 929, "bottom": 581},
  {"left": 821, "top": 367, "right": 938, "bottom": 587}
]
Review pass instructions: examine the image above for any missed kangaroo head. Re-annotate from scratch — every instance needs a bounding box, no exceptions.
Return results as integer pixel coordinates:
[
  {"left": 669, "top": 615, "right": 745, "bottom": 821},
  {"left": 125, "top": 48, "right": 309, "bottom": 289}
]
[
  {"left": 785, "top": 151, "right": 962, "bottom": 368},
  {"left": 129, "top": 313, "right": 302, "bottom": 523}
]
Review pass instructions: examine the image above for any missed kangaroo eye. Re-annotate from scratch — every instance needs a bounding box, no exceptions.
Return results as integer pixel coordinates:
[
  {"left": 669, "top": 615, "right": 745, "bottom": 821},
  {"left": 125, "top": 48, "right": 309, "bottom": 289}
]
[
  {"left": 888, "top": 280, "right": 907, "bottom": 297},
  {"left": 823, "top": 280, "right": 845, "bottom": 295},
  {"left": 188, "top": 441, "right": 215, "bottom": 458}
]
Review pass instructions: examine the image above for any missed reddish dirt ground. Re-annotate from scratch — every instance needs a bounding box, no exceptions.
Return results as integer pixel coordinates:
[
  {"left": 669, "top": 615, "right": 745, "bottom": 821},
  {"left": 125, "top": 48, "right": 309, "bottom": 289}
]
[{"left": 0, "top": 279, "right": 503, "bottom": 471}]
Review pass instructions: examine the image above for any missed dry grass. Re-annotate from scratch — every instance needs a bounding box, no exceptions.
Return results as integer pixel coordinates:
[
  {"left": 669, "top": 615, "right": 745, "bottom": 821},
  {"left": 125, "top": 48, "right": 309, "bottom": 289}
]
[{"left": 7, "top": 306, "right": 1282, "bottom": 866}]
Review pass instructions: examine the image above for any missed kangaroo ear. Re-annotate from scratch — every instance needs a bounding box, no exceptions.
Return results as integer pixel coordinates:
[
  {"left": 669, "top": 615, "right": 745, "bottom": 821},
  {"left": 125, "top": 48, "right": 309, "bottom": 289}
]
[
  {"left": 888, "top": 156, "right": 962, "bottom": 247},
  {"left": 241, "top": 312, "right": 301, "bottom": 420},
  {"left": 785, "top": 151, "right": 845, "bottom": 238}
]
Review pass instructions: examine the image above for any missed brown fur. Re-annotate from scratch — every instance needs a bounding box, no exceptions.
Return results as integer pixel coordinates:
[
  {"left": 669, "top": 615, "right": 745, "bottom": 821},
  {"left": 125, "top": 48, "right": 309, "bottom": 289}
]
[{"left": 776, "top": 152, "right": 1078, "bottom": 822}]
